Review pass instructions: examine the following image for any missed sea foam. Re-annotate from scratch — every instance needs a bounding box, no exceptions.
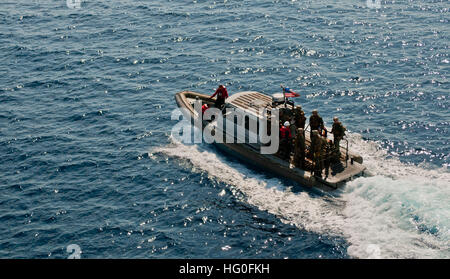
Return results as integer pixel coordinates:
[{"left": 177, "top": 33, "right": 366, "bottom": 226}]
[{"left": 152, "top": 130, "right": 449, "bottom": 258}]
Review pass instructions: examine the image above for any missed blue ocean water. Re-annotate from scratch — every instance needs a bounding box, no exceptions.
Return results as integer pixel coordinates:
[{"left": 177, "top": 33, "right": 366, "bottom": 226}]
[{"left": 0, "top": 0, "right": 448, "bottom": 258}]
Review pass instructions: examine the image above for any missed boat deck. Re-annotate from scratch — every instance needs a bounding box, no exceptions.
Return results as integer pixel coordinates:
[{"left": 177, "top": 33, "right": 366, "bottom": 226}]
[{"left": 268, "top": 152, "right": 365, "bottom": 188}]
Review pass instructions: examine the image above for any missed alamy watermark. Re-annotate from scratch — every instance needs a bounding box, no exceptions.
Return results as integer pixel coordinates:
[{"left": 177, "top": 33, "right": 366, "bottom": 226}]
[
  {"left": 365, "top": 244, "right": 381, "bottom": 259},
  {"left": 366, "top": 0, "right": 381, "bottom": 9},
  {"left": 67, "top": 1, "right": 382, "bottom": 11},
  {"left": 66, "top": 244, "right": 82, "bottom": 259},
  {"left": 66, "top": 0, "right": 82, "bottom": 9},
  {"left": 171, "top": 100, "right": 281, "bottom": 154}
]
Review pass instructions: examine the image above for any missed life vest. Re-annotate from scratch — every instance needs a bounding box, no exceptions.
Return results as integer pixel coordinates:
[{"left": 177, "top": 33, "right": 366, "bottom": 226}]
[
  {"left": 202, "top": 104, "right": 209, "bottom": 114},
  {"left": 280, "top": 126, "right": 291, "bottom": 139}
]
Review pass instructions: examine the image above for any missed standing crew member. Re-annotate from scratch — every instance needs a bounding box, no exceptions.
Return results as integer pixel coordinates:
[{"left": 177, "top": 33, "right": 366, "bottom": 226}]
[
  {"left": 289, "top": 117, "right": 297, "bottom": 139},
  {"left": 210, "top": 85, "right": 228, "bottom": 109},
  {"left": 331, "top": 116, "right": 346, "bottom": 154},
  {"left": 294, "top": 106, "right": 306, "bottom": 131},
  {"left": 311, "top": 130, "right": 323, "bottom": 177},
  {"left": 323, "top": 139, "right": 334, "bottom": 178},
  {"left": 293, "top": 128, "right": 306, "bottom": 168},
  {"left": 309, "top": 109, "right": 326, "bottom": 140},
  {"left": 279, "top": 121, "right": 292, "bottom": 160}
]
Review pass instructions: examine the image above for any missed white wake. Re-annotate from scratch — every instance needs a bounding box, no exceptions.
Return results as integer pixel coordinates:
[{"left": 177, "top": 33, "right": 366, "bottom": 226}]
[{"left": 151, "top": 133, "right": 449, "bottom": 259}]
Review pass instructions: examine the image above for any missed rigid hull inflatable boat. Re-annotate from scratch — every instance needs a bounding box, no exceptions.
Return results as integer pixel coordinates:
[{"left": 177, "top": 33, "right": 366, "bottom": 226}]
[{"left": 175, "top": 90, "right": 366, "bottom": 190}]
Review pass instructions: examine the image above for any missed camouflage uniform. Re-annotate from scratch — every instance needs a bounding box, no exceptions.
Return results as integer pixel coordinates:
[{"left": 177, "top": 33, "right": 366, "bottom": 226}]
[
  {"left": 311, "top": 131, "right": 323, "bottom": 177},
  {"left": 309, "top": 112, "right": 324, "bottom": 140},
  {"left": 294, "top": 107, "right": 306, "bottom": 130},
  {"left": 331, "top": 120, "right": 346, "bottom": 153},
  {"left": 323, "top": 140, "right": 334, "bottom": 178},
  {"left": 293, "top": 129, "right": 306, "bottom": 168}
]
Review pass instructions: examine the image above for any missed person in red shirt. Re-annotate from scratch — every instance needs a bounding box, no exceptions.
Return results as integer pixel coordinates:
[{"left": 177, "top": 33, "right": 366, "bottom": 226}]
[
  {"left": 279, "top": 121, "right": 292, "bottom": 160},
  {"left": 210, "top": 85, "right": 228, "bottom": 108},
  {"left": 280, "top": 121, "right": 292, "bottom": 140}
]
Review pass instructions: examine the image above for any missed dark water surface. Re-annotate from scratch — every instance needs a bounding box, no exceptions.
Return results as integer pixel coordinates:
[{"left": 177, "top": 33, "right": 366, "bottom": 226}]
[{"left": 0, "top": 0, "right": 448, "bottom": 258}]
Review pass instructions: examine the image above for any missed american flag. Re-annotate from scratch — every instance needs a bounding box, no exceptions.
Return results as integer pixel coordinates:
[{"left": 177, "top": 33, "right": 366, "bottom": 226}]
[{"left": 282, "top": 86, "right": 300, "bottom": 98}]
